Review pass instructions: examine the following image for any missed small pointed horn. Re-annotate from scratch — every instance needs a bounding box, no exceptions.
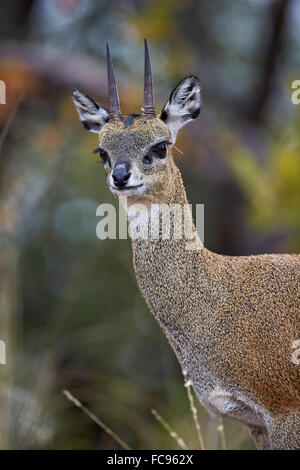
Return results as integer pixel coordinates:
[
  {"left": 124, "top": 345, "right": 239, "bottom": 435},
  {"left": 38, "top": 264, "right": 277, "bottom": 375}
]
[
  {"left": 106, "top": 44, "right": 122, "bottom": 121},
  {"left": 143, "top": 39, "right": 155, "bottom": 118}
]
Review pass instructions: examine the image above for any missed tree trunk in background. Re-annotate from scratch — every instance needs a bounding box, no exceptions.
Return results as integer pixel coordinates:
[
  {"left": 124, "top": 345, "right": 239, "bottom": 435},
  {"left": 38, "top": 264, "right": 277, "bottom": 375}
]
[{"left": 248, "top": 0, "right": 290, "bottom": 123}]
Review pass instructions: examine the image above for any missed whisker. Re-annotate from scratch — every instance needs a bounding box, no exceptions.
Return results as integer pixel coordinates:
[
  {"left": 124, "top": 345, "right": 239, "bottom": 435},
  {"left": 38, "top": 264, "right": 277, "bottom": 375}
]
[{"left": 174, "top": 145, "right": 184, "bottom": 155}]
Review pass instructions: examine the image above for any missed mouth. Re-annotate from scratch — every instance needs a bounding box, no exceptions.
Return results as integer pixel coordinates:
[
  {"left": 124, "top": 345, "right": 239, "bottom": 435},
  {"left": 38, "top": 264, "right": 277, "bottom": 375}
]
[{"left": 110, "top": 183, "right": 144, "bottom": 192}]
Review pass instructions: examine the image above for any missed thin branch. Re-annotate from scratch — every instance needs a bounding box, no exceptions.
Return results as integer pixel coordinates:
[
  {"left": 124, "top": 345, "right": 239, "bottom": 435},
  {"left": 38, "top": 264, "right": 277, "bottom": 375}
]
[
  {"left": 62, "top": 389, "right": 131, "bottom": 450},
  {"left": 151, "top": 408, "right": 188, "bottom": 450},
  {"left": 0, "top": 41, "right": 130, "bottom": 96},
  {"left": 217, "top": 418, "right": 227, "bottom": 450},
  {"left": 183, "top": 370, "right": 205, "bottom": 450}
]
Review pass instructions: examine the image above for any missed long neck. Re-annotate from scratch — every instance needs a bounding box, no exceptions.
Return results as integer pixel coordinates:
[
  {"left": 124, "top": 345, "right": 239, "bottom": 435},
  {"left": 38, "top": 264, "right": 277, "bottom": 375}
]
[
  {"left": 127, "top": 160, "right": 203, "bottom": 250},
  {"left": 124, "top": 160, "right": 211, "bottom": 336}
]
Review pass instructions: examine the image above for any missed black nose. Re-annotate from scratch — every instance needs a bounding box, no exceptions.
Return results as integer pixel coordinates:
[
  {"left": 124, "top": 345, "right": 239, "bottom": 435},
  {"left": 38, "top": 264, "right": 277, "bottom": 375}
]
[{"left": 112, "top": 163, "right": 131, "bottom": 188}]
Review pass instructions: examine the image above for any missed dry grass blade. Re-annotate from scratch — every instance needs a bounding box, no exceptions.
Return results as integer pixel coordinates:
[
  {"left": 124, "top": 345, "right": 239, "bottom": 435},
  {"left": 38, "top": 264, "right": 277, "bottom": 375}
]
[
  {"left": 151, "top": 408, "right": 188, "bottom": 450},
  {"left": 217, "top": 418, "right": 227, "bottom": 450},
  {"left": 183, "top": 370, "right": 205, "bottom": 450},
  {"left": 62, "top": 389, "right": 131, "bottom": 450}
]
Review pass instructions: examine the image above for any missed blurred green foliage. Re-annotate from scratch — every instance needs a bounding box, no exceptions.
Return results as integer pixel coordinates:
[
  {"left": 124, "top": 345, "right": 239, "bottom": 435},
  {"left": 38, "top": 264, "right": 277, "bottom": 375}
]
[
  {"left": 225, "top": 109, "right": 300, "bottom": 251},
  {"left": 0, "top": 0, "right": 299, "bottom": 450}
]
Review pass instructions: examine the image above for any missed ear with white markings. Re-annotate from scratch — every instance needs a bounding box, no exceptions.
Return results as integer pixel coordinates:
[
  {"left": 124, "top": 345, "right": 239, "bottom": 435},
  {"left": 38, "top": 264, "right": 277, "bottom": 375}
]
[
  {"left": 71, "top": 89, "right": 109, "bottom": 133},
  {"left": 160, "top": 76, "right": 201, "bottom": 142}
]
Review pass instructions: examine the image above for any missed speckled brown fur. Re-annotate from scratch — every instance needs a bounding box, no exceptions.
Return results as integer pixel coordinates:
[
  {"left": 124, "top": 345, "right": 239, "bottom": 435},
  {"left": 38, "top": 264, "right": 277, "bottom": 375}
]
[{"left": 74, "top": 96, "right": 300, "bottom": 450}]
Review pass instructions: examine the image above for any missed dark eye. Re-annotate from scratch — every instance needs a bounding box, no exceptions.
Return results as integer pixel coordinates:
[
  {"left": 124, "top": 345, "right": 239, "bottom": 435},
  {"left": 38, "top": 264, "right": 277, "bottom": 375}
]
[
  {"left": 93, "top": 147, "right": 109, "bottom": 163},
  {"left": 151, "top": 141, "right": 169, "bottom": 158}
]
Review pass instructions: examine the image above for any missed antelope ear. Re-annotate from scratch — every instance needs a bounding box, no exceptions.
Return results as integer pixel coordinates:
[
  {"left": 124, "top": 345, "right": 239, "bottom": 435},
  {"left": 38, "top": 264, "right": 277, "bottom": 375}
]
[
  {"left": 160, "top": 76, "right": 201, "bottom": 142},
  {"left": 71, "top": 89, "right": 109, "bottom": 133}
]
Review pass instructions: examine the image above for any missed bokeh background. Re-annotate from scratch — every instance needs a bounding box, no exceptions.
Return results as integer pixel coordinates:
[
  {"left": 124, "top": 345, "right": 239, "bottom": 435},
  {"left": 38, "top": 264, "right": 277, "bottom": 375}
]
[{"left": 0, "top": 0, "right": 299, "bottom": 450}]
